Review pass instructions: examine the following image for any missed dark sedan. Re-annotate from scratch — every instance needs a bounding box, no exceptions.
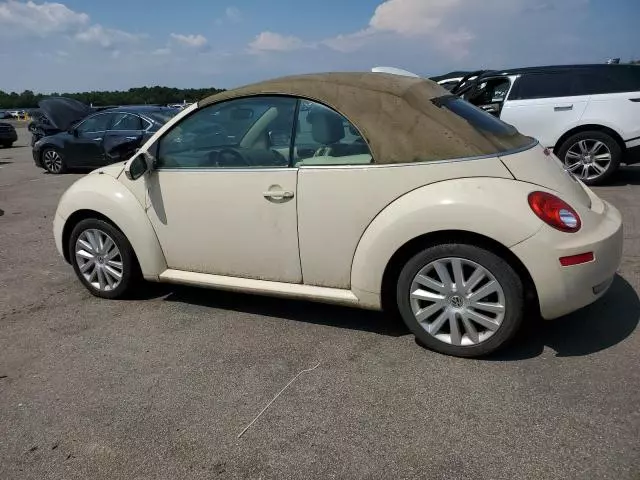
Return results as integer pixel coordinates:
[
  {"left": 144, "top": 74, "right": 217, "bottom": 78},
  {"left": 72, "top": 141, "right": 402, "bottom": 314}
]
[
  {"left": 0, "top": 122, "right": 18, "bottom": 148},
  {"left": 33, "top": 101, "right": 177, "bottom": 174}
]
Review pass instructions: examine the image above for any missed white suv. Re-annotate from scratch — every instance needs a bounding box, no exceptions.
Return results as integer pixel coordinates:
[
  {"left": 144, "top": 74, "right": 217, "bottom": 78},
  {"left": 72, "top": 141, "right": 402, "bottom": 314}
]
[{"left": 446, "top": 64, "right": 640, "bottom": 185}]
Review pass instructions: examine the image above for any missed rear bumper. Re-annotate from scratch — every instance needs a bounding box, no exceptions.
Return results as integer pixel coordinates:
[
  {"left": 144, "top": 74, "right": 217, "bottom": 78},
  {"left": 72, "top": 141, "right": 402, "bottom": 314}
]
[{"left": 512, "top": 197, "right": 623, "bottom": 320}]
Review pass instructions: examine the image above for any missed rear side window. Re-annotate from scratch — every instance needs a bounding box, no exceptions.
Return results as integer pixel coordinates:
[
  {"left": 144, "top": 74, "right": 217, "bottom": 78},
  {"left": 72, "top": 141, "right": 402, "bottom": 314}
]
[
  {"left": 430, "top": 96, "right": 534, "bottom": 156},
  {"left": 510, "top": 73, "right": 576, "bottom": 100},
  {"left": 577, "top": 68, "right": 640, "bottom": 95},
  {"left": 436, "top": 96, "right": 520, "bottom": 136},
  {"left": 110, "top": 113, "right": 142, "bottom": 131}
]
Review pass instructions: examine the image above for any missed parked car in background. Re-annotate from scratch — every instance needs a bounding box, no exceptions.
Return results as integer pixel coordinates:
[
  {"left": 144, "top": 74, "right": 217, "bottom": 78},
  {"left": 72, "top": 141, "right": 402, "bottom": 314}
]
[
  {"left": 0, "top": 121, "right": 18, "bottom": 147},
  {"left": 28, "top": 109, "right": 61, "bottom": 146},
  {"left": 448, "top": 64, "right": 640, "bottom": 185},
  {"left": 53, "top": 72, "right": 623, "bottom": 358},
  {"left": 33, "top": 98, "right": 178, "bottom": 173}
]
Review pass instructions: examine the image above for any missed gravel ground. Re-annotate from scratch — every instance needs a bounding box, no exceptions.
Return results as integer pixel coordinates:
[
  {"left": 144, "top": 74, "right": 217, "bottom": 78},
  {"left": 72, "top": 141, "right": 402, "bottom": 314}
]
[{"left": 1, "top": 126, "right": 639, "bottom": 480}]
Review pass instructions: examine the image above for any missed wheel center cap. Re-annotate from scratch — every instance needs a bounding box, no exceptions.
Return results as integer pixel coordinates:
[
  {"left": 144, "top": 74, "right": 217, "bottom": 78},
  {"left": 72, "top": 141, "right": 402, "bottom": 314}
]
[
  {"left": 449, "top": 295, "right": 465, "bottom": 309},
  {"left": 97, "top": 256, "right": 104, "bottom": 264}
]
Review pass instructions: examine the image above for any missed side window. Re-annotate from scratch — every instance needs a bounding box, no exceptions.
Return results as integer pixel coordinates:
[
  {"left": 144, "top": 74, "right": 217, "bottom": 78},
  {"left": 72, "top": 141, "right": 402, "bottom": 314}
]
[
  {"left": 510, "top": 73, "right": 576, "bottom": 100},
  {"left": 76, "top": 113, "right": 114, "bottom": 134},
  {"left": 465, "top": 78, "right": 511, "bottom": 104},
  {"left": 157, "top": 96, "right": 297, "bottom": 169},
  {"left": 293, "top": 101, "right": 372, "bottom": 166},
  {"left": 110, "top": 113, "right": 142, "bottom": 131}
]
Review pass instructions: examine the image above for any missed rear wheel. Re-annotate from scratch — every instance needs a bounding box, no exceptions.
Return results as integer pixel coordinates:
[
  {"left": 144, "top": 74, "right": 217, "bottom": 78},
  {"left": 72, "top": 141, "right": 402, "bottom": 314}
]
[
  {"left": 68, "top": 219, "right": 139, "bottom": 299},
  {"left": 2, "top": 142, "right": 13, "bottom": 148},
  {"left": 42, "top": 147, "right": 66, "bottom": 174},
  {"left": 396, "top": 243, "right": 524, "bottom": 358},
  {"left": 557, "top": 131, "right": 621, "bottom": 186}
]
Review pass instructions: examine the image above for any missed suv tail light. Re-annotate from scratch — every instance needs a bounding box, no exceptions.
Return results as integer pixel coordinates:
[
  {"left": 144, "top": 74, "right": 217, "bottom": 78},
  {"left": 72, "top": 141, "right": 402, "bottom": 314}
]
[{"left": 528, "top": 191, "right": 581, "bottom": 232}]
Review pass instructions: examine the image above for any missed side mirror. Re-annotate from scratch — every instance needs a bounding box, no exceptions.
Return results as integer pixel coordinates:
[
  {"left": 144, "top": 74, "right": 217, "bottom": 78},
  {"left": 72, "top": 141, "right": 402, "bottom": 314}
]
[
  {"left": 124, "top": 151, "right": 155, "bottom": 181},
  {"left": 69, "top": 128, "right": 78, "bottom": 137}
]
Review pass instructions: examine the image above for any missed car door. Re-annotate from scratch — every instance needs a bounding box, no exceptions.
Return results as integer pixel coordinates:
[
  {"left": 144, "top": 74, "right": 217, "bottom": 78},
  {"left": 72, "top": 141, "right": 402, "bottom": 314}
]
[
  {"left": 500, "top": 72, "right": 589, "bottom": 148},
  {"left": 67, "top": 112, "right": 116, "bottom": 167},
  {"left": 577, "top": 68, "right": 640, "bottom": 149},
  {"left": 145, "top": 96, "right": 302, "bottom": 283},
  {"left": 103, "top": 112, "right": 145, "bottom": 164}
]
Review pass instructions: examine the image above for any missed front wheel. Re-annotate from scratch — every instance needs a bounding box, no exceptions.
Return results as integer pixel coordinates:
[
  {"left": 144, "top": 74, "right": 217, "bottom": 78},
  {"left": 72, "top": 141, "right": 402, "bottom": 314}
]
[
  {"left": 41, "top": 147, "right": 66, "bottom": 174},
  {"left": 68, "top": 219, "right": 139, "bottom": 299},
  {"left": 396, "top": 244, "right": 524, "bottom": 358},
  {"left": 556, "top": 131, "right": 621, "bottom": 186}
]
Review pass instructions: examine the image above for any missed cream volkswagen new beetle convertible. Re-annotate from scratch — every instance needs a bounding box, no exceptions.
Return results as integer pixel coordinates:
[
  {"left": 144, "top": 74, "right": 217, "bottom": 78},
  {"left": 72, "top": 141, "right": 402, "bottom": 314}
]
[{"left": 53, "top": 73, "right": 623, "bottom": 357}]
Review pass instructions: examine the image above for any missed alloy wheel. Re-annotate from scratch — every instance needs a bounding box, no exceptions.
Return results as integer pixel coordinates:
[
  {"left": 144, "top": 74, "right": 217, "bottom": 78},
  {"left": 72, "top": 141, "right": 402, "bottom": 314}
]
[
  {"left": 43, "top": 150, "right": 63, "bottom": 173},
  {"left": 74, "top": 229, "right": 124, "bottom": 292},
  {"left": 564, "top": 139, "right": 612, "bottom": 181},
  {"left": 409, "top": 257, "right": 506, "bottom": 347}
]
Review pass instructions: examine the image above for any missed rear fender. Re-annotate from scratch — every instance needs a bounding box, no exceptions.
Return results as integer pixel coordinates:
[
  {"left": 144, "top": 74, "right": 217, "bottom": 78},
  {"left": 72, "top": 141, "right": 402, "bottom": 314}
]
[
  {"left": 350, "top": 178, "right": 543, "bottom": 307},
  {"left": 55, "top": 173, "right": 166, "bottom": 279}
]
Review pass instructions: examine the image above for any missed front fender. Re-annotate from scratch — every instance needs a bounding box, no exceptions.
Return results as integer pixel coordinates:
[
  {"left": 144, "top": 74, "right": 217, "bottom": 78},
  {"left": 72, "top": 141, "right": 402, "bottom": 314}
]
[
  {"left": 350, "top": 178, "right": 543, "bottom": 307},
  {"left": 54, "top": 173, "right": 167, "bottom": 279}
]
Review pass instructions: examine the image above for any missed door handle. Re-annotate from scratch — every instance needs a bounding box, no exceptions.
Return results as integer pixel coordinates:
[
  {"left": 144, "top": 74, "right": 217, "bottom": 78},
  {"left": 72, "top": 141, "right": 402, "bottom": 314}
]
[
  {"left": 263, "top": 190, "right": 294, "bottom": 200},
  {"left": 554, "top": 105, "right": 573, "bottom": 112}
]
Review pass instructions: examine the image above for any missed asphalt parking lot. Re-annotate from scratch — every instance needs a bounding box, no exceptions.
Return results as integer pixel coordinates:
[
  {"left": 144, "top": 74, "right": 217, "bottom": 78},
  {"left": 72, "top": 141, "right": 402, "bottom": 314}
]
[{"left": 1, "top": 125, "right": 639, "bottom": 480}]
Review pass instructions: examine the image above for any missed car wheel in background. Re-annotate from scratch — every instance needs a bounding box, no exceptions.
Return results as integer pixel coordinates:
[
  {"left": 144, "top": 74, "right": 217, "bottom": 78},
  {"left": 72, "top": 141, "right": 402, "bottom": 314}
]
[
  {"left": 68, "top": 218, "right": 140, "bottom": 299},
  {"left": 2, "top": 142, "right": 13, "bottom": 148},
  {"left": 396, "top": 243, "right": 524, "bottom": 358},
  {"left": 557, "top": 131, "right": 621, "bottom": 186},
  {"left": 41, "top": 147, "right": 66, "bottom": 174}
]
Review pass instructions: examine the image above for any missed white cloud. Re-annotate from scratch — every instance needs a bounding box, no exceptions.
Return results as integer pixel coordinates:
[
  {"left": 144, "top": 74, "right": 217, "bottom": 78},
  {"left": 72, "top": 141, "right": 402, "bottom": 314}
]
[
  {"left": 0, "top": 0, "right": 88, "bottom": 35},
  {"left": 248, "top": 31, "right": 307, "bottom": 53},
  {"left": 369, "top": 0, "right": 462, "bottom": 35},
  {"left": 75, "top": 24, "right": 144, "bottom": 48},
  {"left": 321, "top": 29, "right": 377, "bottom": 53},
  {"left": 170, "top": 33, "right": 208, "bottom": 48},
  {"left": 320, "top": 0, "right": 474, "bottom": 55}
]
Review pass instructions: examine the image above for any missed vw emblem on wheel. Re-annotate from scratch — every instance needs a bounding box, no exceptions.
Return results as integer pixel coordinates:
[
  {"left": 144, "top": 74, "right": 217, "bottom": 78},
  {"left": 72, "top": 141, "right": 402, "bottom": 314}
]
[{"left": 449, "top": 296, "right": 464, "bottom": 308}]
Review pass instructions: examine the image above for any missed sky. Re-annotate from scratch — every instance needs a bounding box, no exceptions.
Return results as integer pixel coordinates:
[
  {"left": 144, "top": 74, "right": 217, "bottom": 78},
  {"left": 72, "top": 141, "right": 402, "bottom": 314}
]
[{"left": 0, "top": 0, "right": 638, "bottom": 93}]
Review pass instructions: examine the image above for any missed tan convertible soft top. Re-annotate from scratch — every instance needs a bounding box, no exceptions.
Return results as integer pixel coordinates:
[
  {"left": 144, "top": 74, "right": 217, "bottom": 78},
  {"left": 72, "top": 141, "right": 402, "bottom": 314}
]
[{"left": 200, "top": 72, "right": 533, "bottom": 164}]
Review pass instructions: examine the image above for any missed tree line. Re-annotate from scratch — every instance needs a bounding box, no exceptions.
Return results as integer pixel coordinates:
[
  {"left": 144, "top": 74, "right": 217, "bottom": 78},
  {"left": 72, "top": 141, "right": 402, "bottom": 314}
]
[{"left": 0, "top": 86, "right": 226, "bottom": 109}]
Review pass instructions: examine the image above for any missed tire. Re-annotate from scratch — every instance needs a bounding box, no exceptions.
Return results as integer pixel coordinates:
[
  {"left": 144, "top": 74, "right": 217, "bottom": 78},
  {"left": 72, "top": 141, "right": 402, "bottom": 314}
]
[
  {"left": 41, "top": 147, "right": 66, "bottom": 174},
  {"left": 396, "top": 243, "right": 524, "bottom": 358},
  {"left": 2, "top": 142, "right": 13, "bottom": 148},
  {"left": 556, "top": 131, "right": 621, "bottom": 186},
  {"left": 68, "top": 218, "right": 139, "bottom": 299}
]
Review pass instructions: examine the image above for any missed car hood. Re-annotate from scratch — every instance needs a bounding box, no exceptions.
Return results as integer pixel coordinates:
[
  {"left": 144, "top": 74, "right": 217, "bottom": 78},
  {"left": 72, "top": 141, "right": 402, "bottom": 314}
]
[{"left": 38, "top": 97, "right": 91, "bottom": 131}]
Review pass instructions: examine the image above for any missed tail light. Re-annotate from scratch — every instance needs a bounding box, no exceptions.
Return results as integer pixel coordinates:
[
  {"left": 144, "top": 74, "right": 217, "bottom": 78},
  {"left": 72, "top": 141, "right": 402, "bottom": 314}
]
[{"left": 528, "top": 191, "right": 581, "bottom": 233}]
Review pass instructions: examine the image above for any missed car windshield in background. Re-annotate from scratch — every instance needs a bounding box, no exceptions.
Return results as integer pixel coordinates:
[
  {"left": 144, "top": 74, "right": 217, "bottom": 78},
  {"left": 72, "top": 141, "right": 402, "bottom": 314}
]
[{"left": 432, "top": 95, "right": 534, "bottom": 152}]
